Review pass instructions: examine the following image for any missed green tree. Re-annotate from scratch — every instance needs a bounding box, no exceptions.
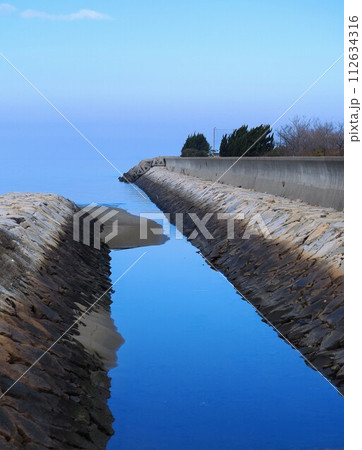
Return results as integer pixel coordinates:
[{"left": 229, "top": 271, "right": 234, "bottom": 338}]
[
  {"left": 245, "top": 125, "right": 274, "bottom": 156},
  {"left": 219, "top": 124, "right": 274, "bottom": 156},
  {"left": 219, "top": 134, "right": 228, "bottom": 155},
  {"left": 181, "top": 133, "right": 211, "bottom": 157}
]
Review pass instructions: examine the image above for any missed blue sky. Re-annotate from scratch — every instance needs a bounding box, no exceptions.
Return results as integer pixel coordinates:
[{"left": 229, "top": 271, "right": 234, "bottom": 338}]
[{"left": 0, "top": 0, "right": 343, "bottom": 180}]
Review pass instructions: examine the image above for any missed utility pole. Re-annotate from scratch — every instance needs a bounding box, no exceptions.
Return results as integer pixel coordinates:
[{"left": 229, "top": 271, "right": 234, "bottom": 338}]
[
  {"left": 212, "top": 127, "right": 234, "bottom": 155},
  {"left": 213, "top": 127, "right": 216, "bottom": 155}
]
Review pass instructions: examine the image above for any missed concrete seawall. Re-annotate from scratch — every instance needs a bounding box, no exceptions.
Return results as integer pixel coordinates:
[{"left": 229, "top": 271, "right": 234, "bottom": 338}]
[
  {"left": 0, "top": 193, "right": 122, "bottom": 449},
  {"left": 136, "top": 168, "right": 344, "bottom": 392},
  {"left": 163, "top": 157, "right": 344, "bottom": 211}
]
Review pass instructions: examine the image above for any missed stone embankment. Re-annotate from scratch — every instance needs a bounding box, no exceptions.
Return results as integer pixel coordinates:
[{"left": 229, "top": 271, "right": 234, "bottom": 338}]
[
  {"left": 136, "top": 167, "right": 344, "bottom": 392},
  {"left": 119, "top": 156, "right": 165, "bottom": 183},
  {"left": 0, "top": 193, "right": 122, "bottom": 449}
]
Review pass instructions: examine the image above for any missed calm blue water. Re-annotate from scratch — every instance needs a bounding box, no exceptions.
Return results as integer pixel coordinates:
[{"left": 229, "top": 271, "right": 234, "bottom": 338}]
[
  {"left": 0, "top": 160, "right": 343, "bottom": 449},
  {"left": 107, "top": 184, "right": 343, "bottom": 450}
]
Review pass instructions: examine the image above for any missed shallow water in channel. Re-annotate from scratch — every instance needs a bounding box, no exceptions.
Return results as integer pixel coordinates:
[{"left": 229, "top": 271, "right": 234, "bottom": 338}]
[{"left": 107, "top": 184, "right": 343, "bottom": 450}]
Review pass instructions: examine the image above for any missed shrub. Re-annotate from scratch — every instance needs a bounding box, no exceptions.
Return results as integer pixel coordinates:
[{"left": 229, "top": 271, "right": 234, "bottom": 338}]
[{"left": 181, "top": 133, "right": 211, "bottom": 157}]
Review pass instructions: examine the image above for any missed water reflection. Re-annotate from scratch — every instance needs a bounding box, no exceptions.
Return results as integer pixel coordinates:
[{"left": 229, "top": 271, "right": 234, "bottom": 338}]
[
  {"left": 78, "top": 204, "right": 168, "bottom": 249},
  {"left": 104, "top": 207, "right": 168, "bottom": 249}
]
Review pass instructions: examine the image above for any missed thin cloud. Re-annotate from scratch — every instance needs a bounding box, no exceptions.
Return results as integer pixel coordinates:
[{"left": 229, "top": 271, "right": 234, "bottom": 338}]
[
  {"left": 0, "top": 3, "right": 16, "bottom": 14},
  {"left": 20, "top": 8, "right": 111, "bottom": 21}
]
